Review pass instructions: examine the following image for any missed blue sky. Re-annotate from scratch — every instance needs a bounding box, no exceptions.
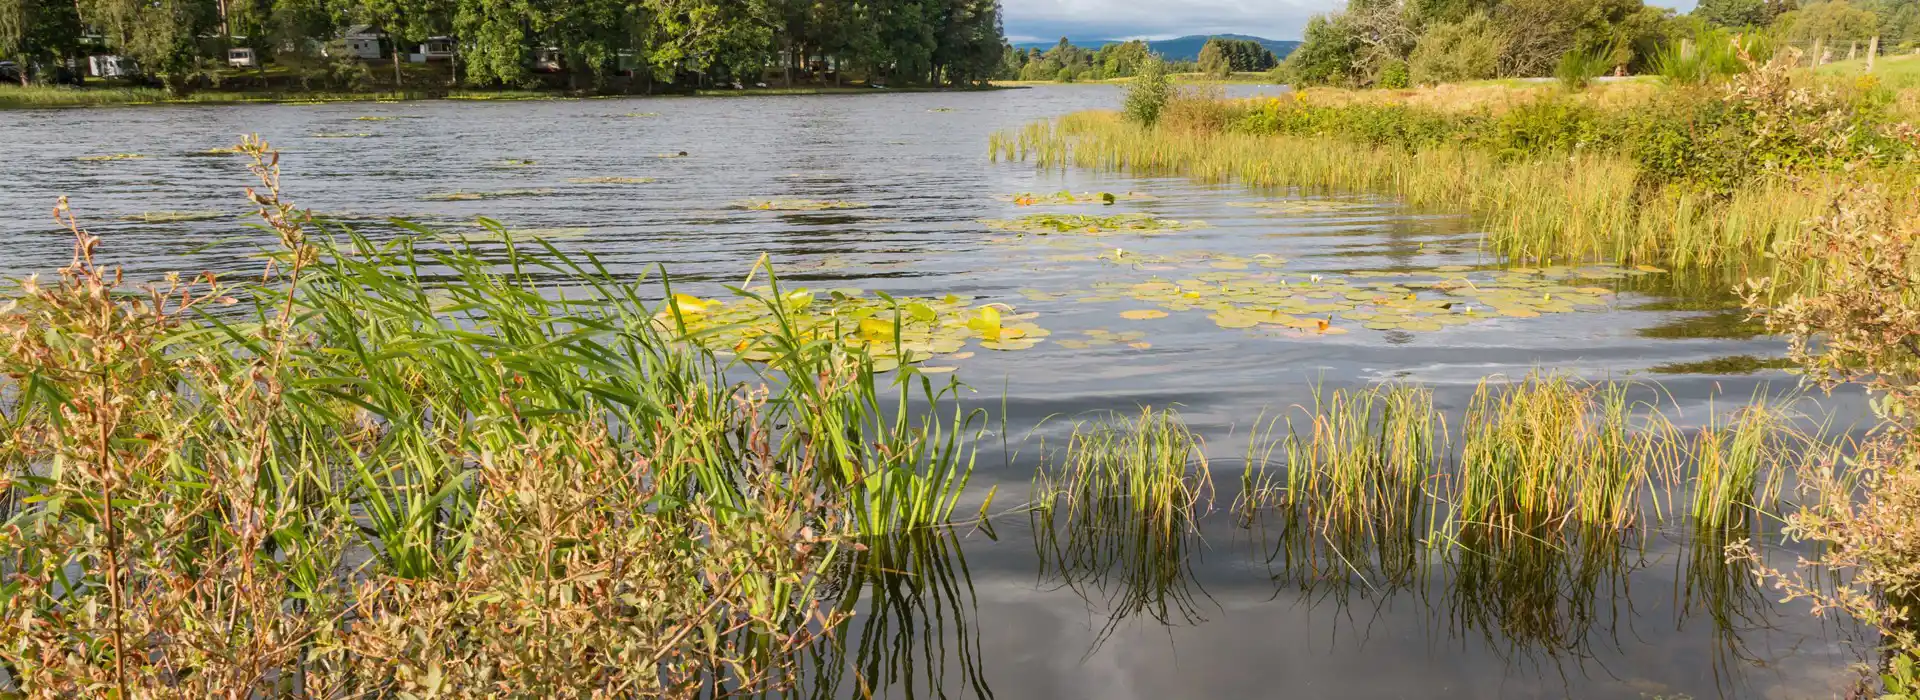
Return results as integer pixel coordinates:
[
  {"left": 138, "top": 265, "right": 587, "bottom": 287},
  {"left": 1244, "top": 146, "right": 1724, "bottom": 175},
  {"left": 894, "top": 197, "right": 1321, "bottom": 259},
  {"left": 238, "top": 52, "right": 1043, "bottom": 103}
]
[{"left": 1002, "top": 0, "right": 1697, "bottom": 43}]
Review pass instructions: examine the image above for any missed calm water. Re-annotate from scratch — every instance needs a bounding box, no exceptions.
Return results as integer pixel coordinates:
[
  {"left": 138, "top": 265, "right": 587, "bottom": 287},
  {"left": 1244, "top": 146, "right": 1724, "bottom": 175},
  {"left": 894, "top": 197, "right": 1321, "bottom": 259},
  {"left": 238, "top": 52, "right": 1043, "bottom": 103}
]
[{"left": 0, "top": 85, "right": 1871, "bottom": 698}]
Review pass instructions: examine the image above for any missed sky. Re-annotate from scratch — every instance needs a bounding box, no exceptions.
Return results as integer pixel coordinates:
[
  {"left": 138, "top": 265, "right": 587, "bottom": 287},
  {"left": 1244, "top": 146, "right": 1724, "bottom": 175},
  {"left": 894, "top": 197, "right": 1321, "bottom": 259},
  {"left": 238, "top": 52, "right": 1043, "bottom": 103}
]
[{"left": 1001, "top": 0, "right": 1696, "bottom": 43}]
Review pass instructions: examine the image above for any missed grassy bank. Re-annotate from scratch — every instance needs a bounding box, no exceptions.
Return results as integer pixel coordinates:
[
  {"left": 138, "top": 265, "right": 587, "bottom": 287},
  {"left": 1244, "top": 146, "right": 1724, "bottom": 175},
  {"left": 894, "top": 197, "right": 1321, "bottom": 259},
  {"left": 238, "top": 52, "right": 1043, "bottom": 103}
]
[{"left": 993, "top": 59, "right": 1920, "bottom": 277}]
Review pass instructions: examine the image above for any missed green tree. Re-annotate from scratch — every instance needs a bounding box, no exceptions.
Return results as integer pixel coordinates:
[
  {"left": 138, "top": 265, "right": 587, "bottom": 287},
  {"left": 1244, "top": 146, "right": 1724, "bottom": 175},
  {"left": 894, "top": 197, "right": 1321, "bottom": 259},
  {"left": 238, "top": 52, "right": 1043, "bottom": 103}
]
[
  {"left": 1282, "top": 14, "right": 1360, "bottom": 86},
  {"left": 1774, "top": 0, "right": 1880, "bottom": 44},
  {"left": 1408, "top": 11, "right": 1505, "bottom": 84},
  {"left": 82, "top": 0, "right": 215, "bottom": 93},
  {"left": 1, "top": 0, "right": 81, "bottom": 85},
  {"left": 1122, "top": 54, "right": 1171, "bottom": 125},
  {"left": 1696, "top": 0, "right": 1767, "bottom": 27},
  {"left": 1197, "top": 38, "right": 1231, "bottom": 76}
]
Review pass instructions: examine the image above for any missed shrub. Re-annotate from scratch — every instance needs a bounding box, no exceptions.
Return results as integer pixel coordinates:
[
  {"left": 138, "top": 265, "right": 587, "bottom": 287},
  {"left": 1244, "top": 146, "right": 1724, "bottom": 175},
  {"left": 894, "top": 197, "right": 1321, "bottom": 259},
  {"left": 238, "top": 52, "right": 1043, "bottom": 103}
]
[
  {"left": 1555, "top": 47, "right": 1612, "bottom": 90},
  {"left": 1123, "top": 56, "right": 1174, "bottom": 126},
  {"left": 1408, "top": 13, "right": 1507, "bottom": 85},
  {"left": 1739, "top": 175, "right": 1920, "bottom": 667},
  {"left": 1376, "top": 58, "right": 1411, "bottom": 89},
  {"left": 1159, "top": 84, "right": 1238, "bottom": 132}
]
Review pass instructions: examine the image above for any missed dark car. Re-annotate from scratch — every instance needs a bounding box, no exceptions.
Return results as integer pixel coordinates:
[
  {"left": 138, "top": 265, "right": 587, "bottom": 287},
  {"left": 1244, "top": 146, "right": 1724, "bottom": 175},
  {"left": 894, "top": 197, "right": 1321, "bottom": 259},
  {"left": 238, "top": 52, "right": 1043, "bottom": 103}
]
[{"left": 0, "top": 61, "right": 19, "bottom": 83}]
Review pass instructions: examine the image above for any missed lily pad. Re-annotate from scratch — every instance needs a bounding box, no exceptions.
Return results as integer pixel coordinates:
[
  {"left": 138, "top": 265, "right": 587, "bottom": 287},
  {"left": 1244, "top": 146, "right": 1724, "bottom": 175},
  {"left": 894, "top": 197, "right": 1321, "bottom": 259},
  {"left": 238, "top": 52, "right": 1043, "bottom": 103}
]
[
  {"left": 1120, "top": 309, "right": 1168, "bottom": 320},
  {"left": 736, "top": 199, "right": 867, "bottom": 211}
]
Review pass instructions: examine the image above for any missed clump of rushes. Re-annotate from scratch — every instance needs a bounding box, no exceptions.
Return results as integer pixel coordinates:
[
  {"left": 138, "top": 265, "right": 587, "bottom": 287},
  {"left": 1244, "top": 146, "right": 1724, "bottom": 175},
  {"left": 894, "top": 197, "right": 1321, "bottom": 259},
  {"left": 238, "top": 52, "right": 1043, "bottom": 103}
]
[
  {"left": 1689, "top": 396, "right": 1793, "bottom": 532},
  {"left": 1276, "top": 383, "right": 1442, "bottom": 542},
  {"left": 0, "top": 138, "right": 980, "bottom": 694},
  {"left": 1452, "top": 375, "right": 1668, "bottom": 538},
  {"left": 1031, "top": 408, "right": 1213, "bottom": 644}
]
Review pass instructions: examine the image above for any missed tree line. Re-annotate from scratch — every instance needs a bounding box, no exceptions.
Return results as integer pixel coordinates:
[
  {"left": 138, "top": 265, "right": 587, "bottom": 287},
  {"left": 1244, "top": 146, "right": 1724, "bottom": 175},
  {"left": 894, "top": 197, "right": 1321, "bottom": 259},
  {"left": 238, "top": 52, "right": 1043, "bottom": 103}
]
[
  {"left": 1000, "top": 36, "right": 1276, "bottom": 82},
  {"left": 1282, "top": 0, "right": 1920, "bottom": 88},
  {"left": 0, "top": 0, "right": 1007, "bottom": 91}
]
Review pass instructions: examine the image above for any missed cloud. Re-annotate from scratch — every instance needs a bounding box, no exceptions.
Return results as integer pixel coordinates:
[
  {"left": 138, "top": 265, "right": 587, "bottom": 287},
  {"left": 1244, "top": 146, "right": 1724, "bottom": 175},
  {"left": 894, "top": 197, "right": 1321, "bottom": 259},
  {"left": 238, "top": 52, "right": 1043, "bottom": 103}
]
[{"left": 1001, "top": 0, "right": 1698, "bottom": 43}]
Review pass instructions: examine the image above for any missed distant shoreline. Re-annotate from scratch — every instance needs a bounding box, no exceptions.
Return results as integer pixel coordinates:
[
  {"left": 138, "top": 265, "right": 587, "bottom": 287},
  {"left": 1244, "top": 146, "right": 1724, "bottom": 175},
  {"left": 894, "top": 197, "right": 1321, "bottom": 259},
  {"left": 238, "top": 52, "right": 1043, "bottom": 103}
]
[{"left": 0, "top": 83, "right": 1023, "bottom": 110}]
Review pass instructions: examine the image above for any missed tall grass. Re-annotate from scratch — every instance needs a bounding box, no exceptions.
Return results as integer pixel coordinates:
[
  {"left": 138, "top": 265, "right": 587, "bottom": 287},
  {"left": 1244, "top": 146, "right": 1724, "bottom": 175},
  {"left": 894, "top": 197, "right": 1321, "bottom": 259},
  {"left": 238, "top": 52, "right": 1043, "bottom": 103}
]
[
  {"left": 0, "top": 138, "right": 981, "bottom": 693},
  {"left": 1452, "top": 376, "right": 1671, "bottom": 537},
  {"left": 1031, "top": 408, "right": 1213, "bottom": 647},
  {"left": 991, "top": 109, "right": 1886, "bottom": 277}
]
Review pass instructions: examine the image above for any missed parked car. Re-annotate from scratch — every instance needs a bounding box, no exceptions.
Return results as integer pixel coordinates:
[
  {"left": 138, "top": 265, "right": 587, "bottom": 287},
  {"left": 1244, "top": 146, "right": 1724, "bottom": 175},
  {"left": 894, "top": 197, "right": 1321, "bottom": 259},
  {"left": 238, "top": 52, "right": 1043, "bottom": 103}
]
[
  {"left": 0, "top": 61, "right": 19, "bottom": 83},
  {"left": 228, "top": 48, "right": 259, "bottom": 69}
]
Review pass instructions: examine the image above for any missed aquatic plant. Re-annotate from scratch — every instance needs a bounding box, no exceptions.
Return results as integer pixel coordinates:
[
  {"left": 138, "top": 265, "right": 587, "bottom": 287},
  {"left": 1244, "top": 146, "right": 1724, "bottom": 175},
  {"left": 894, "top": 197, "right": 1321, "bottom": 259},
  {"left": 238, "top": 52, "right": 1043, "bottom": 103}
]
[
  {"left": 117, "top": 210, "right": 231, "bottom": 224},
  {"left": 1003, "top": 190, "right": 1147, "bottom": 206},
  {"left": 1097, "top": 264, "right": 1635, "bottom": 335},
  {"left": 980, "top": 213, "right": 1205, "bottom": 236},
  {"left": 74, "top": 153, "right": 145, "bottom": 162},
  {"left": 805, "top": 528, "right": 993, "bottom": 699},
  {"left": 735, "top": 199, "right": 867, "bottom": 211},
  {"left": 309, "top": 131, "right": 374, "bottom": 138},
  {"left": 568, "top": 176, "right": 657, "bottom": 184},
  {"left": 0, "top": 138, "right": 985, "bottom": 694},
  {"left": 1031, "top": 407, "right": 1214, "bottom": 648},
  {"left": 1452, "top": 375, "right": 1669, "bottom": 537},
  {"left": 420, "top": 187, "right": 558, "bottom": 201},
  {"left": 663, "top": 287, "right": 1047, "bottom": 369}
]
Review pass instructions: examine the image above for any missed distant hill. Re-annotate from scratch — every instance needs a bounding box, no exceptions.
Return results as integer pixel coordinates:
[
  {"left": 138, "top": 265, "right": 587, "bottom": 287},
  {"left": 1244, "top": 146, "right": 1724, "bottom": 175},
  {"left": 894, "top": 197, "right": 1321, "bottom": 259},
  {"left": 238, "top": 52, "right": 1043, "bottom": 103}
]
[{"left": 1011, "top": 34, "right": 1300, "bottom": 62}]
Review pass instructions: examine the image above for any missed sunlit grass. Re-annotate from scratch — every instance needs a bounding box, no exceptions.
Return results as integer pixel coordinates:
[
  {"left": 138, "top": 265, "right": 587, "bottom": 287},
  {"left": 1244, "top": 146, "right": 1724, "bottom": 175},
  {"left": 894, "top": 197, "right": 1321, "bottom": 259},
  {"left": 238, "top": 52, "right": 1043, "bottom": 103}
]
[{"left": 990, "top": 108, "right": 1899, "bottom": 278}]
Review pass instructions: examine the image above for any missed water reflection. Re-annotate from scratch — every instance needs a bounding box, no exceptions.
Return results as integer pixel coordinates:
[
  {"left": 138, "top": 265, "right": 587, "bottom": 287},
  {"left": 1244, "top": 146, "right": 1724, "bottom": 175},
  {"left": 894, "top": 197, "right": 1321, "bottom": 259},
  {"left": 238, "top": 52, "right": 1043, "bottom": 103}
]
[{"left": 805, "top": 527, "right": 994, "bottom": 700}]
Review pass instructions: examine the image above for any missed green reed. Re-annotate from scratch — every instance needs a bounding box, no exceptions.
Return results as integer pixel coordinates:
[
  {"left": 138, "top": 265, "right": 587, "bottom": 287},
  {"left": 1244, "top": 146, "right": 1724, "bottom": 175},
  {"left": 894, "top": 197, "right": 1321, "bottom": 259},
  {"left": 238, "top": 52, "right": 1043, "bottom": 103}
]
[
  {"left": 989, "top": 109, "right": 1905, "bottom": 278},
  {"left": 1452, "top": 375, "right": 1673, "bottom": 539},
  {"left": 1031, "top": 407, "right": 1214, "bottom": 648},
  {"left": 0, "top": 139, "right": 980, "bottom": 694},
  {"left": 1688, "top": 396, "right": 1793, "bottom": 532},
  {"left": 804, "top": 527, "right": 993, "bottom": 700}
]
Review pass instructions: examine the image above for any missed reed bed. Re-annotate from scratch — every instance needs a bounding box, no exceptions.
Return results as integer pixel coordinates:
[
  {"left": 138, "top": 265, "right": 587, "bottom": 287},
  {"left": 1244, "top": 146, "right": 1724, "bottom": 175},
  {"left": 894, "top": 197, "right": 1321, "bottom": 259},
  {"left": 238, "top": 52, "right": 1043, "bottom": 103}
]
[
  {"left": 1227, "top": 373, "right": 1835, "bottom": 554},
  {"left": 0, "top": 139, "right": 982, "bottom": 694},
  {"left": 991, "top": 110, "right": 1888, "bottom": 276},
  {"left": 1030, "top": 408, "right": 1214, "bottom": 647}
]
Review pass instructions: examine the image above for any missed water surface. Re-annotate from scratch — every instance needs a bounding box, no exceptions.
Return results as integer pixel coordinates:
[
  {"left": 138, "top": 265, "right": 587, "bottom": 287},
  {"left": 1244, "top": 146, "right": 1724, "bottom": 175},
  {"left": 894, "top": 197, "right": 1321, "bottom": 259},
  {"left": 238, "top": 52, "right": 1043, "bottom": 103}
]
[{"left": 0, "top": 84, "right": 1869, "bottom": 698}]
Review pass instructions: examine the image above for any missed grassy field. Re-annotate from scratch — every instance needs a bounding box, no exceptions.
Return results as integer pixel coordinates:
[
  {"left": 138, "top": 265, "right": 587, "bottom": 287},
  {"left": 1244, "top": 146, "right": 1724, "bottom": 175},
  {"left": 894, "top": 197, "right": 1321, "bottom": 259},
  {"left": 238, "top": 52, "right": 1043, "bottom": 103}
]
[{"left": 1815, "top": 50, "right": 1920, "bottom": 88}]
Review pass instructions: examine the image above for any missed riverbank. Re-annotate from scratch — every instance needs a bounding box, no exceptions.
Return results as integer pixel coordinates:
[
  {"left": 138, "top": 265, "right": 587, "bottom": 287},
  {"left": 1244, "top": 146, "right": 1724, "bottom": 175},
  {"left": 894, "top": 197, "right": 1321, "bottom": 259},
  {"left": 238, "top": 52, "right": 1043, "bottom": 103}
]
[
  {"left": 994, "top": 61, "right": 1920, "bottom": 278},
  {"left": 0, "top": 82, "right": 1016, "bottom": 109}
]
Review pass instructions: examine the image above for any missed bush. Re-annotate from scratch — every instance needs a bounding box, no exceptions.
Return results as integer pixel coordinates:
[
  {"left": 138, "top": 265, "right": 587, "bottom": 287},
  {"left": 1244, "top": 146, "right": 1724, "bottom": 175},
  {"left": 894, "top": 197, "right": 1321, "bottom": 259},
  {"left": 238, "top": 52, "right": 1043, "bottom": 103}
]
[
  {"left": 1408, "top": 13, "right": 1507, "bottom": 85},
  {"left": 1123, "top": 57, "right": 1174, "bottom": 126},
  {"left": 1056, "top": 67, "right": 1075, "bottom": 83},
  {"left": 1555, "top": 47, "right": 1612, "bottom": 90},
  {"left": 1376, "top": 58, "right": 1411, "bottom": 89},
  {"left": 1159, "top": 84, "right": 1238, "bottom": 132}
]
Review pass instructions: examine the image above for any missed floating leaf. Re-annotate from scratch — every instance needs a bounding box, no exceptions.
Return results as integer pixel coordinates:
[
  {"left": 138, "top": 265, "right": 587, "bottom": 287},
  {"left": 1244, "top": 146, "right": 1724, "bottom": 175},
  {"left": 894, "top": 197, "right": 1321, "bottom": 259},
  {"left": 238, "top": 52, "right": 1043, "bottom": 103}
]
[
  {"left": 1119, "top": 309, "right": 1168, "bottom": 320},
  {"left": 569, "top": 176, "right": 656, "bottom": 184},
  {"left": 736, "top": 199, "right": 866, "bottom": 211}
]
